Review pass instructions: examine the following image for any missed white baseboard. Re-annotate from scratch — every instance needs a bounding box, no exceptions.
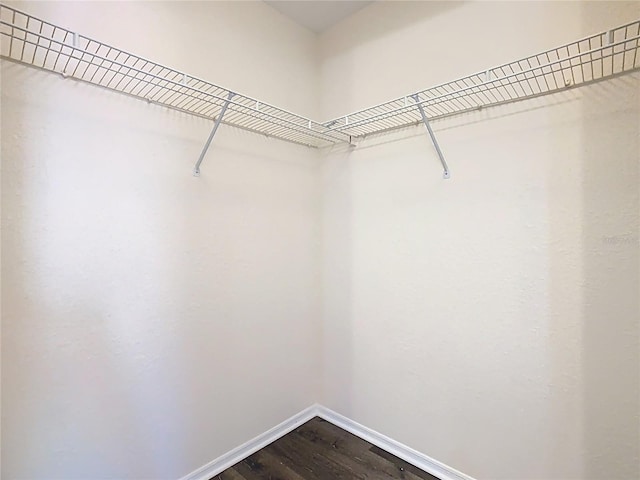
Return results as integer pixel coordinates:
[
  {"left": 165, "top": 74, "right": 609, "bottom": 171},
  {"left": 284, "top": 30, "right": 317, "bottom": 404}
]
[
  {"left": 179, "top": 405, "right": 319, "bottom": 480},
  {"left": 179, "top": 404, "right": 475, "bottom": 480},
  {"left": 315, "top": 405, "right": 476, "bottom": 480}
]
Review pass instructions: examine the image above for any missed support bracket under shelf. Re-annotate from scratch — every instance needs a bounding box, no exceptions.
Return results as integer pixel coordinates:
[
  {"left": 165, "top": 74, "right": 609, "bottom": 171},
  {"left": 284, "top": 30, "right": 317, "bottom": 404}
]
[
  {"left": 411, "top": 94, "right": 450, "bottom": 179},
  {"left": 193, "top": 91, "right": 235, "bottom": 177}
]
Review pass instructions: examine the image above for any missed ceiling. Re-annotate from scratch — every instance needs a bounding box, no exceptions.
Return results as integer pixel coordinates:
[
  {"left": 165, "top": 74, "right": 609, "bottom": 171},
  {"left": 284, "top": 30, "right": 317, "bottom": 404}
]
[{"left": 265, "top": 1, "right": 373, "bottom": 33}]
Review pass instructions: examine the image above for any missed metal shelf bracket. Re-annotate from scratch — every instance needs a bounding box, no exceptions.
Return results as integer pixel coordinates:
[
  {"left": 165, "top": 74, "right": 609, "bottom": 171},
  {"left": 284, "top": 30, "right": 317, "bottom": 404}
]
[
  {"left": 193, "top": 91, "right": 235, "bottom": 177},
  {"left": 411, "top": 94, "right": 451, "bottom": 179}
]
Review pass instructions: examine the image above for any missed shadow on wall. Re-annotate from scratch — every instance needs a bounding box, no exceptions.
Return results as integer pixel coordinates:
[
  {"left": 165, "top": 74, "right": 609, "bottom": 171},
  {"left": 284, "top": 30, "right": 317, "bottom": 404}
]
[
  {"left": 321, "top": 142, "right": 356, "bottom": 413},
  {"left": 0, "top": 62, "right": 206, "bottom": 478},
  {"left": 579, "top": 74, "right": 640, "bottom": 478},
  {"left": 579, "top": 4, "right": 640, "bottom": 475},
  {"left": 342, "top": 92, "right": 583, "bottom": 154}
]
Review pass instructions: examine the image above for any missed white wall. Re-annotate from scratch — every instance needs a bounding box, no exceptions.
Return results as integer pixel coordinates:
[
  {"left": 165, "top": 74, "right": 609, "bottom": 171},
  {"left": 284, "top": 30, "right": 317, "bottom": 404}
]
[
  {"left": 3, "top": 2, "right": 639, "bottom": 480},
  {"left": 320, "top": 2, "right": 639, "bottom": 479},
  {"left": 1, "top": 2, "right": 321, "bottom": 479}
]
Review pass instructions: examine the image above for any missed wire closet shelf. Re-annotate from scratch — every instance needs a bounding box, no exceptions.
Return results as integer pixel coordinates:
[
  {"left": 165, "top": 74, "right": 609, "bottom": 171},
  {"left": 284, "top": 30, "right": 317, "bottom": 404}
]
[
  {"left": 1, "top": 3, "right": 639, "bottom": 165},
  {"left": 323, "top": 21, "right": 640, "bottom": 137},
  {"left": 0, "top": 4, "right": 349, "bottom": 149}
]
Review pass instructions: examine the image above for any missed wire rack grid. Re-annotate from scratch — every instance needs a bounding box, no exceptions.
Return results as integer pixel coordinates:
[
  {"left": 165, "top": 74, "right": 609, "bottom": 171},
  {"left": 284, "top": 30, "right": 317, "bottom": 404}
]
[
  {"left": 1, "top": 3, "right": 639, "bottom": 147},
  {"left": 322, "top": 20, "right": 640, "bottom": 138},
  {"left": 0, "top": 4, "right": 349, "bottom": 148}
]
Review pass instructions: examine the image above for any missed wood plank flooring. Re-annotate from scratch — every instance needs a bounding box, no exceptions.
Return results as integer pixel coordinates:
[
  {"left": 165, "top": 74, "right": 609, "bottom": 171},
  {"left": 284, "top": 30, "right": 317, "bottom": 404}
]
[{"left": 215, "top": 417, "right": 440, "bottom": 480}]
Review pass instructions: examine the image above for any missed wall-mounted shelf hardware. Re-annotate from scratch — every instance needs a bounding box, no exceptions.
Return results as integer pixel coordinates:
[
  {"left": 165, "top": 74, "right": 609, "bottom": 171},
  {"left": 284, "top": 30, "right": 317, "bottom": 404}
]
[
  {"left": 1, "top": 3, "right": 639, "bottom": 178},
  {"left": 193, "top": 92, "right": 234, "bottom": 177},
  {"left": 0, "top": 3, "right": 349, "bottom": 169},
  {"left": 411, "top": 94, "right": 450, "bottom": 179},
  {"left": 321, "top": 20, "right": 640, "bottom": 138}
]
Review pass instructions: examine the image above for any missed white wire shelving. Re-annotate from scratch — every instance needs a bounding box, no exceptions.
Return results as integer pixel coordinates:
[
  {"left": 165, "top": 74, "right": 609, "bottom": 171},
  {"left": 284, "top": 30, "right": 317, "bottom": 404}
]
[
  {"left": 321, "top": 19, "right": 640, "bottom": 178},
  {"left": 0, "top": 4, "right": 349, "bottom": 156},
  {"left": 324, "top": 20, "right": 640, "bottom": 137},
  {"left": 1, "top": 3, "right": 639, "bottom": 178}
]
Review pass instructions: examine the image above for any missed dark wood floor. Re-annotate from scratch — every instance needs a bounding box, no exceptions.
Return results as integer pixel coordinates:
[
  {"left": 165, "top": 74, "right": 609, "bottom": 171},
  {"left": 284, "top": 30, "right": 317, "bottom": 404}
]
[{"left": 215, "top": 417, "right": 439, "bottom": 480}]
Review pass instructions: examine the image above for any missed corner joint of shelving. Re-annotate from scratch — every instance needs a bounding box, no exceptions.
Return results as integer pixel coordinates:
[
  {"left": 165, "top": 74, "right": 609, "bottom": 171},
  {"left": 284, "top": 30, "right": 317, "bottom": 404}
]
[{"left": 348, "top": 135, "right": 362, "bottom": 148}]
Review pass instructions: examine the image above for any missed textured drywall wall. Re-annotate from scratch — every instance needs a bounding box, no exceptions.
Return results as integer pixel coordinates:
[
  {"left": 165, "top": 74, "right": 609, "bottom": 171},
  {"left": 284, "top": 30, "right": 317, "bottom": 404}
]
[
  {"left": 3, "top": 1, "right": 640, "bottom": 479},
  {"left": 320, "top": 2, "right": 640, "bottom": 479},
  {"left": 1, "top": 2, "right": 321, "bottom": 479}
]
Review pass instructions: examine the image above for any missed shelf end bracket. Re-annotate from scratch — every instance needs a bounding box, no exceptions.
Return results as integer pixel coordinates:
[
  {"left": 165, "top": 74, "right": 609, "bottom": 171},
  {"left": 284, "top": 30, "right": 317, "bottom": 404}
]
[
  {"left": 411, "top": 94, "right": 450, "bottom": 179},
  {"left": 193, "top": 91, "right": 235, "bottom": 177}
]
